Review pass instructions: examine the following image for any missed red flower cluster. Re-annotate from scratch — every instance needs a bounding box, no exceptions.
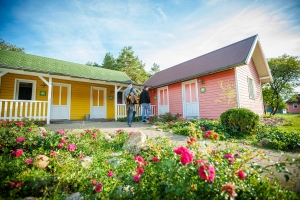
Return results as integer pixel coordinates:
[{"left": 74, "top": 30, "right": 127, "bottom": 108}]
[
  {"left": 174, "top": 146, "right": 194, "bottom": 165},
  {"left": 224, "top": 154, "right": 234, "bottom": 164},
  {"left": 11, "top": 149, "right": 23, "bottom": 157},
  {"left": 237, "top": 170, "right": 246, "bottom": 179},
  {"left": 107, "top": 170, "right": 114, "bottom": 177},
  {"left": 68, "top": 144, "right": 76, "bottom": 151},
  {"left": 133, "top": 156, "right": 148, "bottom": 182},
  {"left": 56, "top": 129, "right": 66, "bottom": 136},
  {"left": 152, "top": 157, "right": 160, "bottom": 162},
  {"left": 25, "top": 158, "right": 32, "bottom": 164},
  {"left": 10, "top": 181, "right": 22, "bottom": 188},
  {"left": 203, "top": 130, "right": 219, "bottom": 140},
  {"left": 92, "top": 180, "right": 102, "bottom": 193},
  {"left": 16, "top": 136, "right": 25, "bottom": 143},
  {"left": 198, "top": 165, "right": 216, "bottom": 182}
]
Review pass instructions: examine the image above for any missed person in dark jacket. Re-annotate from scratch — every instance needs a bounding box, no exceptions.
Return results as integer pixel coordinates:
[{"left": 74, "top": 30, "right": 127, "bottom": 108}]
[{"left": 139, "top": 85, "right": 151, "bottom": 122}]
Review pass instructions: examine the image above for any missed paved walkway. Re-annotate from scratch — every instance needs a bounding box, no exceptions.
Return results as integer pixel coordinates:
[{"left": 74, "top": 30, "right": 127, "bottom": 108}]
[{"left": 46, "top": 121, "right": 300, "bottom": 193}]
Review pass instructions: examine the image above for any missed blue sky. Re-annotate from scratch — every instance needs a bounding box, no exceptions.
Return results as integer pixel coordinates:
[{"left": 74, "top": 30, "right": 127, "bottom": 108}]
[{"left": 0, "top": 0, "right": 300, "bottom": 90}]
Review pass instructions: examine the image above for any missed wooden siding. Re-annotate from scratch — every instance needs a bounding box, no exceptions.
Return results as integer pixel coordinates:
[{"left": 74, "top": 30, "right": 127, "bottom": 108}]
[
  {"left": 236, "top": 59, "right": 264, "bottom": 115},
  {"left": 198, "top": 69, "right": 236, "bottom": 119},
  {"left": 0, "top": 73, "right": 116, "bottom": 120},
  {"left": 287, "top": 103, "right": 300, "bottom": 113},
  {"left": 168, "top": 82, "right": 183, "bottom": 115}
]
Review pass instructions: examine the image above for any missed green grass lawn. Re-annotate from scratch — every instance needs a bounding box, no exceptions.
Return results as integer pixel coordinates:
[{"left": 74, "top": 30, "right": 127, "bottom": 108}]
[{"left": 276, "top": 114, "right": 300, "bottom": 133}]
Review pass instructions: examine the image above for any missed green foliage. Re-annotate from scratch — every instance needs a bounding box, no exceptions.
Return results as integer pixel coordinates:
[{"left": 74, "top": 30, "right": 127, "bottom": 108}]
[
  {"left": 263, "top": 54, "right": 300, "bottom": 115},
  {"left": 0, "top": 39, "right": 25, "bottom": 53},
  {"left": 159, "top": 112, "right": 182, "bottom": 123},
  {"left": 102, "top": 52, "right": 116, "bottom": 70},
  {"left": 0, "top": 121, "right": 299, "bottom": 199},
  {"left": 255, "top": 126, "right": 300, "bottom": 151},
  {"left": 149, "top": 63, "right": 160, "bottom": 75},
  {"left": 220, "top": 108, "right": 259, "bottom": 137}
]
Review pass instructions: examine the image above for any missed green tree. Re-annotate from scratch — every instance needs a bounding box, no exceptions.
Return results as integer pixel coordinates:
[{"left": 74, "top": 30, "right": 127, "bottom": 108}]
[
  {"left": 116, "top": 46, "right": 150, "bottom": 84},
  {"left": 150, "top": 63, "right": 160, "bottom": 75},
  {"left": 263, "top": 54, "right": 300, "bottom": 115},
  {"left": 102, "top": 53, "right": 116, "bottom": 70},
  {"left": 86, "top": 61, "right": 101, "bottom": 67},
  {"left": 0, "top": 39, "right": 25, "bottom": 53}
]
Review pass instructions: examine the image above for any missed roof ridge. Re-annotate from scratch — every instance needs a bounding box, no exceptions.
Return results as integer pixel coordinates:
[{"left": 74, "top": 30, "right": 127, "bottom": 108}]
[{"left": 158, "top": 34, "right": 258, "bottom": 73}]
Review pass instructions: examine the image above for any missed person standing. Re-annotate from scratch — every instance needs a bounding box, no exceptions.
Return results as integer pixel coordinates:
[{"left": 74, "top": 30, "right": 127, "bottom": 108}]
[
  {"left": 123, "top": 82, "right": 138, "bottom": 127},
  {"left": 139, "top": 85, "right": 151, "bottom": 122}
]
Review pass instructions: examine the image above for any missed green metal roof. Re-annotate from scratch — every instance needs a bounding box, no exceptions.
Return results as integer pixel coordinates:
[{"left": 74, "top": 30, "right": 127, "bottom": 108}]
[{"left": 0, "top": 50, "right": 132, "bottom": 83}]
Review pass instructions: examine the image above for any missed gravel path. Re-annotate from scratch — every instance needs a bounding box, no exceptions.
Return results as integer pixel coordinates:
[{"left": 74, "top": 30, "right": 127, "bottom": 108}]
[{"left": 46, "top": 120, "right": 300, "bottom": 192}]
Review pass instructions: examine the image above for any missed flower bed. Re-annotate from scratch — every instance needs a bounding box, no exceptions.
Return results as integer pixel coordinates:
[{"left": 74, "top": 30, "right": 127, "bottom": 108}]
[{"left": 0, "top": 119, "right": 299, "bottom": 199}]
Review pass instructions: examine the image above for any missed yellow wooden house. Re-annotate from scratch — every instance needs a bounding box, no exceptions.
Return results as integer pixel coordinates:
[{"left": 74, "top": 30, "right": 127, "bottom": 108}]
[{"left": 0, "top": 50, "right": 155, "bottom": 124}]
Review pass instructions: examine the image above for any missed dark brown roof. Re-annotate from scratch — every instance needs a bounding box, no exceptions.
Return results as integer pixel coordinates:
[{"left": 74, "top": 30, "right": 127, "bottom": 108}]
[{"left": 145, "top": 35, "right": 258, "bottom": 87}]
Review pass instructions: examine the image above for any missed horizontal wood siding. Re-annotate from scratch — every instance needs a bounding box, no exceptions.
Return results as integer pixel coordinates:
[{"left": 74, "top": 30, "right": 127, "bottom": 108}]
[
  {"left": 0, "top": 73, "right": 49, "bottom": 101},
  {"left": 199, "top": 69, "right": 236, "bottom": 119},
  {"left": 168, "top": 82, "right": 183, "bottom": 115},
  {"left": 287, "top": 103, "right": 300, "bottom": 113},
  {"left": 236, "top": 59, "right": 264, "bottom": 115},
  {"left": 0, "top": 73, "right": 115, "bottom": 120},
  {"left": 52, "top": 78, "right": 115, "bottom": 120}
]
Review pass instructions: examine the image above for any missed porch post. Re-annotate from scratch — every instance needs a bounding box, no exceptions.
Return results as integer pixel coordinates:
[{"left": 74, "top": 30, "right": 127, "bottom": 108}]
[
  {"left": 114, "top": 85, "right": 117, "bottom": 121},
  {"left": 47, "top": 77, "right": 52, "bottom": 124}
]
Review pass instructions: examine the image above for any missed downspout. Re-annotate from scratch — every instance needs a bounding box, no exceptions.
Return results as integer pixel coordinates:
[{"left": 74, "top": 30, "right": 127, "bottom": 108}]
[
  {"left": 47, "top": 77, "right": 52, "bottom": 124},
  {"left": 234, "top": 68, "right": 240, "bottom": 108}
]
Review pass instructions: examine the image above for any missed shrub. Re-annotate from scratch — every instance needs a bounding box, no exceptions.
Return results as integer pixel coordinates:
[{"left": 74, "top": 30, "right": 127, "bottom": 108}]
[
  {"left": 220, "top": 108, "right": 259, "bottom": 137},
  {"left": 159, "top": 112, "right": 182, "bottom": 123}
]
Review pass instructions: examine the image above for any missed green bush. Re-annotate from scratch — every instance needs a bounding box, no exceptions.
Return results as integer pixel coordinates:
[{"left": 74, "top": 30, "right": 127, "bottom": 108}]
[{"left": 220, "top": 108, "right": 259, "bottom": 137}]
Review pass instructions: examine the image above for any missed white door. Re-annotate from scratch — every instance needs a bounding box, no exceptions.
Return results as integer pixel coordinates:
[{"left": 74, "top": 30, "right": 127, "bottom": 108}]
[
  {"left": 51, "top": 84, "right": 70, "bottom": 119},
  {"left": 90, "top": 87, "right": 106, "bottom": 119},
  {"left": 183, "top": 81, "right": 198, "bottom": 118},
  {"left": 158, "top": 87, "right": 169, "bottom": 115}
]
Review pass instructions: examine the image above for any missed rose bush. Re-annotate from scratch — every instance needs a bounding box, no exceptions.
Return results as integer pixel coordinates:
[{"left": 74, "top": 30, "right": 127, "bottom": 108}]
[{"left": 0, "top": 120, "right": 299, "bottom": 199}]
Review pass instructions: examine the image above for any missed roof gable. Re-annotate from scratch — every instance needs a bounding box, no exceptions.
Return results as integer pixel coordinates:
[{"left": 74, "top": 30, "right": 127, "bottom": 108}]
[
  {"left": 145, "top": 35, "right": 272, "bottom": 87},
  {"left": 0, "top": 50, "right": 132, "bottom": 83}
]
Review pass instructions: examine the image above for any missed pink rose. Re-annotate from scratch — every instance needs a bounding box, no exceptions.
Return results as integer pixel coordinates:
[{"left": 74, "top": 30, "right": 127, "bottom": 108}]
[
  {"left": 187, "top": 137, "right": 197, "bottom": 145},
  {"left": 224, "top": 154, "right": 234, "bottom": 164},
  {"left": 180, "top": 152, "right": 194, "bottom": 165},
  {"left": 174, "top": 146, "right": 191, "bottom": 155},
  {"left": 16, "top": 136, "right": 25, "bottom": 143},
  {"left": 16, "top": 182, "right": 22, "bottom": 187},
  {"left": 91, "top": 180, "right": 97, "bottom": 186},
  {"left": 60, "top": 138, "right": 67, "bottom": 144},
  {"left": 199, "top": 165, "right": 216, "bottom": 182},
  {"left": 237, "top": 170, "right": 246, "bottom": 179},
  {"left": 129, "top": 131, "right": 134, "bottom": 136},
  {"left": 79, "top": 154, "right": 84, "bottom": 159},
  {"left": 93, "top": 182, "right": 102, "bottom": 193},
  {"left": 57, "top": 143, "right": 64, "bottom": 149},
  {"left": 10, "top": 182, "right": 15, "bottom": 187},
  {"left": 136, "top": 167, "right": 144, "bottom": 175},
  {"left": 108, "top": 170, "right": 114, "bottom": 177},
  {"left": 152, "top": 157, "right": 159, "bottom": 162},
  {"left": 68, "top": 144, "right": 76, "bottom": 151},
  {"left": 92, "top": 133, "right": 97, "bottom": 139},
  {"left": 25, "top": 158, "right": 32, "bottom": 164},
  {"left": 134, "top": 156, "right": 144, "bottom": 163},
  {"left": 201, "top": 126, "right": 205, "bottom": 131},
  {"left": 133, "top": 175, "right": 140, "bottom": 182},
  {"left": 15, "top": 149, "right": 23, "bottom": 157}
]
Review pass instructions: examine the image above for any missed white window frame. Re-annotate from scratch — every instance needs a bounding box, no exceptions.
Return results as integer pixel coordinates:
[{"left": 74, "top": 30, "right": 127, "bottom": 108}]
[
  {"left": 14, "top": 79, "right": 37, "bottom": 100},
  {"left": 293, "top": 103, "right": 298, "bottom": 109},
  {"left": 248, "top": 77, "right": 255, "bottom": 99}
]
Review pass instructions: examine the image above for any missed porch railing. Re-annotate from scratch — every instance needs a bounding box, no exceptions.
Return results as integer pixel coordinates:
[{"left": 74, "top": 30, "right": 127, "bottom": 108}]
[
  {"left": 0, "top": 100, "right": 48, "bottom": 121},
  {"left": 116, "top": 104, "right": 156, "bottom": 119}
]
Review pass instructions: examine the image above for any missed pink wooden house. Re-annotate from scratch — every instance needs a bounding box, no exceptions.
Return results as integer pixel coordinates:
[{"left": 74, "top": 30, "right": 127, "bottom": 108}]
[
  {"left": 286, "top": 94, "right": 300, "bottom": 113},
  {"left": 144, "top": 35, "right": 273, "bottom": 119}
]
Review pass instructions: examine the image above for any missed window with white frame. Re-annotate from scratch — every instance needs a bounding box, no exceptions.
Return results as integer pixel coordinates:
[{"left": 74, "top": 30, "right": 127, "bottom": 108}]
[
  {"left": 293, "top": 103, "right": 298, "bottom": 109},
  {"left": 248, "top": 78, "right": 255, "bottom": 99},
  {"left": 15, "top": 79, "right": 36, "bottom": 100}
]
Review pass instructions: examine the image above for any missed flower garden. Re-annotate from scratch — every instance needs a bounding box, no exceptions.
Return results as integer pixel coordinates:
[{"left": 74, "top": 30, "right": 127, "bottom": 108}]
[{"left": 1, "top": 117, "right": 300, "bottom": 199}]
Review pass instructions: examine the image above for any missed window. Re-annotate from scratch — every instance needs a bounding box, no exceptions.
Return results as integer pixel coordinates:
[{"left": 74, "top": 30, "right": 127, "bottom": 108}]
[
  {"left": 293, "top": 103, "right": 298, "bottom": 109},
  {"left": 117, "top": 91, "right": 124, "bottom": 104},
  {"left": 15, "top": 79, "right": 36, "bottom": 100},
  {"left": 248, "top": 78, "right": 255, "bottom": 99}
]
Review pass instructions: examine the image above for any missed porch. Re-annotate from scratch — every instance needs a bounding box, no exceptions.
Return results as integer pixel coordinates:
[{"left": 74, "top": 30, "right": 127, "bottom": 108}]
[{"left": 0, "top": 100, "right": 156, "bottom": 123}]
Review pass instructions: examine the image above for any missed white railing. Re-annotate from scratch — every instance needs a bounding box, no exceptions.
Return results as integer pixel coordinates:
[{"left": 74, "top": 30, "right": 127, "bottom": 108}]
[
  {"left": 116, "top": 104, "right": 156, "bottom": 119},
  {"left": 0, "top": 100, "right": 48, "bottom": 121}
]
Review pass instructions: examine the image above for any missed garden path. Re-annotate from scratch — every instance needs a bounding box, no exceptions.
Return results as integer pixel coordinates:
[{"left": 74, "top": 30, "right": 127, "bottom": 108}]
[{"left": 46, "top": 121, "right": 300, "bottom": 193}]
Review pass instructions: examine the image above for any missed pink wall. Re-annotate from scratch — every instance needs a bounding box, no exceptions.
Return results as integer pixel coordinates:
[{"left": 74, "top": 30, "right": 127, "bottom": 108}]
[
  {"left": 287, "top": 103, "right": 300, "bottom": 113},
  {"left": 236, "top": 58, "right": 264, "bottom": 115},
  {"left": 198, "top": 69, "right": 237, "bottom": 119},
  {"left": 168, "top": 82, "right": 183, "bottom": 115}
]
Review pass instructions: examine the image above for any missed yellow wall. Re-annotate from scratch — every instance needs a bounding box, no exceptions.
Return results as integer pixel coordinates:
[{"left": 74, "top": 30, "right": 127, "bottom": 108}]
[{"left": 0, "top": 73, "right": 116, "bottom": 120}]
